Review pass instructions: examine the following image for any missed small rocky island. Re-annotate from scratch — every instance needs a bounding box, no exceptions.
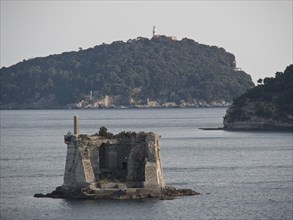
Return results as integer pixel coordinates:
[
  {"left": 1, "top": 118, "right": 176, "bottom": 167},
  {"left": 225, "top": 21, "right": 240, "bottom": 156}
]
[
  {"left": 223, "top": 65, "right": 293, "bottom": 131},
  {"left": 35, "top": 116, "right": 199, "bottom": 200}
]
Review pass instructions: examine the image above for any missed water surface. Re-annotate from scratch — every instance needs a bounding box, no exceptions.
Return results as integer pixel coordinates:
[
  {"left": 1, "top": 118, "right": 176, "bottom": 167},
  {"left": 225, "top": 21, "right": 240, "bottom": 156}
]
[{"left": 1, "top": 108, "right": 292, "bottom": 219}]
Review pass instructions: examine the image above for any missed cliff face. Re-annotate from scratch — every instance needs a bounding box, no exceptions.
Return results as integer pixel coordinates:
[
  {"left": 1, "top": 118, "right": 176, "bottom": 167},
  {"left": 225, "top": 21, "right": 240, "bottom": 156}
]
[
  {"left": 223, "top": 65, "right": 293, "bottom": 131},
  {"left": 224, "top": 101, "right": 293, "bottom": 130}
]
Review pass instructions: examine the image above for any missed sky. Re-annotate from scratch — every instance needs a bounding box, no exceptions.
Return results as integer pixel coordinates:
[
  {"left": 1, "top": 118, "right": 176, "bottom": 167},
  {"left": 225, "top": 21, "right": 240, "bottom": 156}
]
[{"left": 0, "top": 1, "right": 292, "bottom": 83}]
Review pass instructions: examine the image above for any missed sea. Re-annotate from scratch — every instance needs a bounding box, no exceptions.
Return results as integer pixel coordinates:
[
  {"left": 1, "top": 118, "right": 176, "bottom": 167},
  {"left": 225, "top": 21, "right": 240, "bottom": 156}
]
[{"left": 0, "top": 108, "right": 292, "bottom": 220}]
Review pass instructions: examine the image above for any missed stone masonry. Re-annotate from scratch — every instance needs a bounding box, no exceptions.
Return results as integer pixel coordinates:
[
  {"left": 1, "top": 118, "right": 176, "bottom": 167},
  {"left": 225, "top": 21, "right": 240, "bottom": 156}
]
[{"left": 61, "top": 115, "right": 165, "bottom": 198}]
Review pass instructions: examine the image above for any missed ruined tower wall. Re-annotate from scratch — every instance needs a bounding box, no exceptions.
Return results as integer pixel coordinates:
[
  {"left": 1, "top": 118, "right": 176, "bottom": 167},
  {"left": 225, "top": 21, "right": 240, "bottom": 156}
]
[
  {"left": 87, "top": 144, "right": 100, "bottom": 181},
  {"left": 78, "top": 142, "right": 96, "bottom": 184},
  {"left": 62, "top": 137, "right": 88, "bottom": 189},
  {"left": 62, "top": 115, "right": 94, "bottom": 190},
  {"left": 63, "top": 135, "right": 102, "bottom": 190},
  {"left": 144, "top": 133, "right": 165, "bottom": 190},
  {"left": 62, "top": 117, "right": 166, "bottom": 196},
  {"left": 126, "top": 143, "right": 147, "bottom": 182},
  {"left": 99, "top": 143, "right": 132, "bottom": 179},
  {"left": 154, "top": 134, "right": 165, "bottom": 188}
]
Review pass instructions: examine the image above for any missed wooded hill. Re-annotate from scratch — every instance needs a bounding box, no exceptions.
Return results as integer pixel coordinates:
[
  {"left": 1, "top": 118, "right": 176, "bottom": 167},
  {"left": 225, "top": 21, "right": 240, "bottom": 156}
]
[
  {"left": 0, "top": 36, "right": 254, "bottom": 108},
  {"left": 224, "top": 64, "right": 293, "bottom": 130}
]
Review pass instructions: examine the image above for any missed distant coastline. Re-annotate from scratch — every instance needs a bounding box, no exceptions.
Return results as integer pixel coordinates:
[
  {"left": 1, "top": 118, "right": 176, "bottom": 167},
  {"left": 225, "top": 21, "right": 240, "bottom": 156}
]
[
  {"left": 0, "top": 105, "right": 230, "bottom": 110},
  {"left": 0, "top": 36, "right": 253, "bottom": 111},
  {"left": 200, "top": 127, "right": 292, "bottom": 132}
]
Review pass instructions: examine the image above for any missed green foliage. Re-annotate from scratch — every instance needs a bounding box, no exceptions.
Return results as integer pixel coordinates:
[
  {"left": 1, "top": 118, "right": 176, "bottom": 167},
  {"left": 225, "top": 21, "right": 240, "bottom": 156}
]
[
  {"left": 225, "top": 107, "right": 250, "bottom": 122},
  {"left": 255, "top": 104, "right": 273, "bottom": 118},
  {"left": 115, "top": 131, "right": 136, "bottom": 139},
  {"left": 229, "top": 65, "right": 293, "bottom": 122},
  {"left": 98, "top": 126, "right": 114, "bottom": 138},
  {"left": 257, "top": 78, "right": 263, "bottom": 84},
  {"left": 0, "top": 36, "right": 254, "bottom": 107}
]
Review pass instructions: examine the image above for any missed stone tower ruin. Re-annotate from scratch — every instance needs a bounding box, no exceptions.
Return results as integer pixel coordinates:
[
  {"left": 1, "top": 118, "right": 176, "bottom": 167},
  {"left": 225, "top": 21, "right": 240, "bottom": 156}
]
[{"left": 61, "top": 115, "right": 165, "bottom": 198}]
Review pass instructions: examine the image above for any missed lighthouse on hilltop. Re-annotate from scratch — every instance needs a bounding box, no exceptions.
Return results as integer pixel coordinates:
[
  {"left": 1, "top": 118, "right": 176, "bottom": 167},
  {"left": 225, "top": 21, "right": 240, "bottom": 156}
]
[{"left": 152, "top": 26, "right": 177, "bottom": 41}]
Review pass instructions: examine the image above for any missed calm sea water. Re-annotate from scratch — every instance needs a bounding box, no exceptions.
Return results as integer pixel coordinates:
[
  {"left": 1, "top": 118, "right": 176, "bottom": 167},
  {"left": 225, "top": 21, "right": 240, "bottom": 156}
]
[{"left": 0, "top": 108, "right": 292, "bottom": 220}]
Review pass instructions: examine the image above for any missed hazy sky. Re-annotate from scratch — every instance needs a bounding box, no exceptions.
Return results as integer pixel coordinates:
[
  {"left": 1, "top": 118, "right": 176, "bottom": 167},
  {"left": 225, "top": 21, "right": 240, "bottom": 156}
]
[{"left": 1, "top": 1, "right": 292, "bottom": 83}]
